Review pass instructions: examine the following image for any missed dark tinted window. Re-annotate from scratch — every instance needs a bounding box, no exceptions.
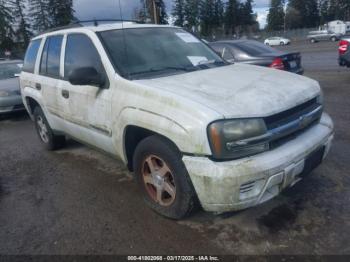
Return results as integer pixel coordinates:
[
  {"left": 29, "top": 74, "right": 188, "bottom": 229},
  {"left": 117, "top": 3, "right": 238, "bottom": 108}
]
[
  {"left": 232, "top": 41, "right": 276, "bottom": 56},
  {"left": 23, "top": 39, "right": 41, "bottom": 73},
  {"left": 40, "top": 35, "right": 63, "bottom": 77},
  {"left": 64, "top": 34, "right": 104, "bottom": 78},
  {"left": 211, "top": 44, "right": 234, "bottom": 60}
]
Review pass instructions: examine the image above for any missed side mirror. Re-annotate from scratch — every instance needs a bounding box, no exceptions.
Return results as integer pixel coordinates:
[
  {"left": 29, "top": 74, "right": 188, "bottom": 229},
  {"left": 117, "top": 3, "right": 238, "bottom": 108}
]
[{"left": 68, "top": 67, "right": 105, "bottom": 88}]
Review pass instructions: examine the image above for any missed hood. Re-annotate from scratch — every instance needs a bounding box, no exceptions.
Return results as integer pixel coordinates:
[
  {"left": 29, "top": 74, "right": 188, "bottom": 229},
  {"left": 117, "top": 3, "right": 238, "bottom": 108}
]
[
  {"left": 136, "top": 64, "right": 320, "bottom": 118},
  {"left": 0, "top": 77, "right": 20, "bottom": 92}
]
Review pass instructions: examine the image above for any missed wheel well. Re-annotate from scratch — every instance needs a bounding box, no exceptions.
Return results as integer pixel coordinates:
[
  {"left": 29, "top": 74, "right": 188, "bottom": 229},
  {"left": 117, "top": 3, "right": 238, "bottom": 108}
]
[
  {"left": 124, "top": 126, "right": 180, "bottom": 172},
  {"left": 25, "top": 97, "right": 40, "bottom": 115}
]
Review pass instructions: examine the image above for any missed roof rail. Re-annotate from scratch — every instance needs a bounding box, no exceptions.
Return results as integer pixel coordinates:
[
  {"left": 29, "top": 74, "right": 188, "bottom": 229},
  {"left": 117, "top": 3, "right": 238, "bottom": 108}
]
[{"left": 35, "top": 19, "right": 143, "bottom": 37}]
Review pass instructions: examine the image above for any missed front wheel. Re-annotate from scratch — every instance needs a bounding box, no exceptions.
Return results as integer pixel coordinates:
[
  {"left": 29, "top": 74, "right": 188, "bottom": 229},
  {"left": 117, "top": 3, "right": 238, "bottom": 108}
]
[
  {"left": 133, "top": 136, "right": 198, "bottom": 219},
  {"left": 33, "top": 107, "right": 65, "bottom": 150},
  {"left": 331, "top": 36, "right": 337, "bottom": 42},
  {"left": 310, "top": 38, "right": 316, "bottom": 43},
  {"left": 280, "top": 41, "right": 285, "bottom": 46}
]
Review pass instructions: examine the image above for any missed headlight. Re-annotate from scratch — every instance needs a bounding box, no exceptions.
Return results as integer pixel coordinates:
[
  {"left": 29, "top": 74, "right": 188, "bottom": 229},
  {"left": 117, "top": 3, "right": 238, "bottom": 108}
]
[
  {"left": 0, "top": 90, "right": 10, "bottom": 97},
  {"left": 208, "top": 119, "right": 269, "bottom": 160}
]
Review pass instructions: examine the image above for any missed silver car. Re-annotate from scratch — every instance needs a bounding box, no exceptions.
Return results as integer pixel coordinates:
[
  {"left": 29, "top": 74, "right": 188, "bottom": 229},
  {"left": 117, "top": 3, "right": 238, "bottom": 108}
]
[
  {"left": 307, "top": 30, "right": 341, "bottom": 43},
  {"left": 0, "top": 60, "right": 25, "bottom": 114}
]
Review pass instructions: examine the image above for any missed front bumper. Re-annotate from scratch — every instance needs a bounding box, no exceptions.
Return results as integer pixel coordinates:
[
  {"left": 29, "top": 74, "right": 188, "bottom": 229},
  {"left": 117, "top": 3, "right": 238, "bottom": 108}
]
[
  {"left": 183, "top": 113, "right": 334, "bottom": 213},
  {"left": 0, "top": 95, "right": 25, "bottom": 113}
]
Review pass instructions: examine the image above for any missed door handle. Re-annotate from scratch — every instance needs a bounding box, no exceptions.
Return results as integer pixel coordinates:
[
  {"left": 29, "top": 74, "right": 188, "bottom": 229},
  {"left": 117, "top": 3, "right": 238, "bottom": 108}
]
[
  {"left": 35, "top": 83, "right": 41, "bottom": 90},
  {"left": 61, "top": 90, "right": 69, "bottom": 99}
]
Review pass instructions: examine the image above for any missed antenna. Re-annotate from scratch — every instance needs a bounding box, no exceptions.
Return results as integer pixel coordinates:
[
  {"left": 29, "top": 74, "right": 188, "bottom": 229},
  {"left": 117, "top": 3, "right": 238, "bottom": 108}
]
[{"left": 118, "top": 0, "right": 130, "bottom": 79}]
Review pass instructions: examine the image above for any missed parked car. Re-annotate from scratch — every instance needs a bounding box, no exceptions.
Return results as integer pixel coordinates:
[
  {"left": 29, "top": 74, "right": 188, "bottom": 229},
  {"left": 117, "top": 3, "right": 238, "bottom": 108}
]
[
  {"left": 307, "top": 30, "right": 341, "bottom": 43},
  {"left": 0, "top": 60, "right": 25, "bottom": 114},
  {"left": 20, "top": 23, "right": 334, "bottom": 219},
  {"left": 209, "top": 40, "right": 304, "bottom": 74},
  {"left": 339, "top": 38, "right": 350, "bottom": 67},
  {"left": 264, "top": 37, "right": 291, "bottom": 46}
]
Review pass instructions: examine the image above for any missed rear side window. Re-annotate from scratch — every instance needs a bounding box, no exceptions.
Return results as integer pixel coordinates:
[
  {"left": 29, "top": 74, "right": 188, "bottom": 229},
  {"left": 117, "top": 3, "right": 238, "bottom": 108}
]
[
  {"left": 40, "top": 35, "right": 63, "bottom": 78},
  {"left": 233, "top": 41, "right": 275, "bottom": 56},
  {"left": 23, "top": 39, "right": 41, "bottom": 73},
  {"left": 64, "top": 34, "right": 105, "bottom": 78}
]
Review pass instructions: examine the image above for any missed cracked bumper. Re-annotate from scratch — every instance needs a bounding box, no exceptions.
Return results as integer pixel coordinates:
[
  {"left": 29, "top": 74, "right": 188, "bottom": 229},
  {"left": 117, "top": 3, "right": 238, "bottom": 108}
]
[{"left": 183, "top": 113, "right": 334, "bottom": 213}]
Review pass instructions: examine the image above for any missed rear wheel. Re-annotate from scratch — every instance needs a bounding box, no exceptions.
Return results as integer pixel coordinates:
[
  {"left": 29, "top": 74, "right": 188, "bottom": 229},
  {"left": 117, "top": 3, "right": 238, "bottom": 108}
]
[
  {"left": 133, "top": 135, "right": 198, "bottom": 219},
  {"left": 331, "top": 36, "right": 337, "bottom": 42},
  {"left": 33, "top": 107, "right": 65, "bottom": 150}
]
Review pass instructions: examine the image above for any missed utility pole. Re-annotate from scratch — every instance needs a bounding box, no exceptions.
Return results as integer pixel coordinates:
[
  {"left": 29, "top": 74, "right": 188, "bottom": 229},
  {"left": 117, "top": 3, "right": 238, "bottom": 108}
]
[{"left": 152, "top": 0, "right": 158, "bottom": 24}]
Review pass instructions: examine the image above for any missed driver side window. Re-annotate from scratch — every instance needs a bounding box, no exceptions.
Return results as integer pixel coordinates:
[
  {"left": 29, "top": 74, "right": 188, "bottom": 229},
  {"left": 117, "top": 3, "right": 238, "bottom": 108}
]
[{"left": 64, "top": 34, "right": 108, "bottom": 86}]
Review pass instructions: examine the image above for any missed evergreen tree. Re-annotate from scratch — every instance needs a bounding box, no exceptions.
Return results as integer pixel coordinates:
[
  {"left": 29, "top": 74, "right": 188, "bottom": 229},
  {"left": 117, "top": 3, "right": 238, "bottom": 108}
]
[
  {"left": 213, "top": 0, "right": 224, "bottom": 27},
  {"left": 239, "top": 0, "right": 255, "bottom": 26},
  {"left": 0, "top": 0, "right": 14, "bottom": 50},
  {"left": 9, "top": 0, "right": 32, "bottom": 48},
  {"left": 184, "top": 0, "right": 200, "bottom": 30},
  {"left": 172, "top": 0, "right": 186, "bottom": 27},
  {"left": 199, "top": 0, "right": 215, "bottom": 36},
  {"left": 157, "top": 0, "right": 168, "bottom": 24},
  {"left": 49, "top": 0, "right": 75, "bottom": 27},
  {"left": 267, "top": 0, "right": 285, "bottom": 31},
  {"left": 286, "top": 0, "right": 319, "bottom": 29},
  {"left": 29, "top": 0, "right": 51, "bottom": 32},
  {"left": 224, "top": 0, "right": 239, "bottom": 35}
]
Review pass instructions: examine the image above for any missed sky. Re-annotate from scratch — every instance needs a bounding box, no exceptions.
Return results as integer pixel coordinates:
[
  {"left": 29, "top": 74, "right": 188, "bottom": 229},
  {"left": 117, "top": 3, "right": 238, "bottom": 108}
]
[{"left": 74, "top": 0, "right": 270, "bottom": 28}]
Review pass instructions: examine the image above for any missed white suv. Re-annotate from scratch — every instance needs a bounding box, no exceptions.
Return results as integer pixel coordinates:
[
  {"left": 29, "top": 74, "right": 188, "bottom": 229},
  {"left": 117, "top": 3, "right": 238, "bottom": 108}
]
[{"left": 20, "top": 23, "right": 334, "bottom": 219}]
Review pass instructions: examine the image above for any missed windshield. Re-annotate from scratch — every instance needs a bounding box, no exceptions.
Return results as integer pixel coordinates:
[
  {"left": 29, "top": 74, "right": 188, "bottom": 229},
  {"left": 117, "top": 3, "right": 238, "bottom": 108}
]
[
  {"left": 99, "top": 27, "right": 226, "bottom": 80},
  {"left": 0, "top": 63, "right": 22, "bottom": 80},
  {"left": 233, "top": 41, "right": 276, "bottom": 56}
]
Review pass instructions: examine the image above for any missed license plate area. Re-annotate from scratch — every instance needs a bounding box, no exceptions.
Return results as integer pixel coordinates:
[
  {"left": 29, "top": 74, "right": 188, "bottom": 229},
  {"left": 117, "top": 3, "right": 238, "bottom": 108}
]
[{"left": 300, "top": 146, "right": 325, "bottom": 178}]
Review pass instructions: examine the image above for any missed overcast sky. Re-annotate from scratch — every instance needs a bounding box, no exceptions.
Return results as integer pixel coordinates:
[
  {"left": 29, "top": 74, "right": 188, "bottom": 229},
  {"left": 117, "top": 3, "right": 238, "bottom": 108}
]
[{"left": 74, "top": 0, "right": 270, "bottom": 28}]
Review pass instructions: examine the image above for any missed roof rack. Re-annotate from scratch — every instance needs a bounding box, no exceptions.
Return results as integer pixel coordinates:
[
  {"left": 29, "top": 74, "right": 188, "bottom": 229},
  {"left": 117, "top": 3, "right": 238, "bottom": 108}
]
[{"left": 36, "top": 19, "right": 143, "bottom": 36}]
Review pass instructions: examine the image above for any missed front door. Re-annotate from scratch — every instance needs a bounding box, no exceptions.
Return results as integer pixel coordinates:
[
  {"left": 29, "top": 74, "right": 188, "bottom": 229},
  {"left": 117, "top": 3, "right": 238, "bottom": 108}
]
[{"left": 59, "top": 33, "right": 115, "bottom": 154}]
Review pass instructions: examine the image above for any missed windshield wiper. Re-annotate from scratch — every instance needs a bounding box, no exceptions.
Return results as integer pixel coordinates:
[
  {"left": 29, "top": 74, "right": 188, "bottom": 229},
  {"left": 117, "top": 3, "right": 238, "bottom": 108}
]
[{"left": 130, "top": 66, "right": 197, "bottom": 77}]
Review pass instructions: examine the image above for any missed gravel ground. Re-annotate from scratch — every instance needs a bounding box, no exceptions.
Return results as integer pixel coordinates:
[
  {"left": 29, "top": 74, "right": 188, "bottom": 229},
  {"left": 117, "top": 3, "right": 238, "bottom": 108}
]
[{"left": 0, "top": 40, "right": 349, "bottom": 255}]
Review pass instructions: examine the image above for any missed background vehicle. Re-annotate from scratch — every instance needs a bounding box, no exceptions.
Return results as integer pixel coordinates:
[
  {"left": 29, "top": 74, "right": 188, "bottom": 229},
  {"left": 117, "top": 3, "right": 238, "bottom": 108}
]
[
  {"left": 307, "top": 30, "right": 341, "bottom": 43},
  {"left": 0, "top": 60, "right": 24, "bottom": 114},
  {"left": 339, "top": 38, "right": 350, "bottom": 67},
  {"left": 209, "top": 40, "right": 304, "bottom": 74},
  {"left": 264, "top": 37, "right": 291, "bottom": 46}
]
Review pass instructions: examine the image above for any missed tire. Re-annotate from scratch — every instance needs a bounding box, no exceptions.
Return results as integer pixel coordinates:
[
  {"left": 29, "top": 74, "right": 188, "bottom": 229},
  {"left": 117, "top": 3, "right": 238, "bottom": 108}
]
[
  {"left": 33, "top": 106, "right": 65, "bottom": 151},
  {"left": 133, "top": 135, "right": 198, "bottom": 219},
  {"left": 331, "top": 36, "right": 337, "bottom": 42},
  {"left": 280, "top": 41, "right": 285, "bottom": 46},
  {"left": 310, "top": 38, "right": 316, "bottom": 43},
  {"left": 265, "top": 42, "right": 270, "bottom": 46}
]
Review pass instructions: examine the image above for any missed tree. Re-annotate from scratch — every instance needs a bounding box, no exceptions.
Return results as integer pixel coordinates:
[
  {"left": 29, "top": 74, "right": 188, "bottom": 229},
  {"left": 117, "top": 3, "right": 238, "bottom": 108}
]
[
  {"left": 199, "top": 0, "right": 216, "bottom": 36},
  {"left": 157, "top": 0, "right": 168, "bottom": 24},
  {"left": 224, "top": 0, "right": 239, "bottom": 35},
  {"left": 286, "top": 0, "right": 319, "bottom": 29},
  {"left": 9, "top": 0, "right": 32, "bottom": 48},
  {"left": 267, "top": 0, "right": 285, "bottom": 31},
  {"left": 172, "top": 0, "right": 186, "bottom": 27},
  {"left": 0, "top": 0, "right": 14, "bottom": 50},
  {"left": 29, "top": 0, "right": 51, "bottom": 32},
  {"left": 184, "top": 0, "right": 200, "bottom": 31},
  {"left": 49, "top": 0, "right": 75, "bottom": 27},
  {"left": 213, "top": 0, "right": 224, "bottom": 27}
]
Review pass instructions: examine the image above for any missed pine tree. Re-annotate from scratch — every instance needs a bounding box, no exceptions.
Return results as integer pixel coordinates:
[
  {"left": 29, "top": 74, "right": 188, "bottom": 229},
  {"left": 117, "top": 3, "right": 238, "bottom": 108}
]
[
  {"left": 200, "top": 0, "right": 216, "bottom": 36},
  {"left": 157, "top": 0, "right": 168, "bottom": 24},
  {"left": 29, "top": 0, "right": 51, "bottom": 32},
  {"left": 213, "top": 0, "right": 224, "bottom": 27},
  {"left": 267, "top": 0, "right": 285, "bottom": 31},
  {"left": 0, "top": 0, "right": 14, "bottom": 50},
  {"left": 184, "top": 0, "right": 200, "bottom": 31},
  {"left": 286, "top": 0, "right": 319, "bottom": 29},
  {"left": 9, "top": 0, "right": 32, "bottom": 48},
  {"left": 49, "top": 0, "right": 75, "bottom": 27},
  {"left": 224, "top": 0, "right": 239, "bottom": 35},
  {"left": 172, "top": 0, "right": 186, "bottom": 27}
]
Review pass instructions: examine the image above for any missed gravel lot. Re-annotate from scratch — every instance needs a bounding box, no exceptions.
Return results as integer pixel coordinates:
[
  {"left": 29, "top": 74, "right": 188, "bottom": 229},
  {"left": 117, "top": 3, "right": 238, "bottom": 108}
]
[{"left": 1, "top": 40, "right": 349, "bottom": 255}]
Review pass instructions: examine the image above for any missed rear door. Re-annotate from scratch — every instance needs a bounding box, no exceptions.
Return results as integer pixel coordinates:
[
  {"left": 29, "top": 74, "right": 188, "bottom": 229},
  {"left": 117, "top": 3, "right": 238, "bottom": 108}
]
[{"left": 36, "top": 35, "right": 66, "bottom": 129}]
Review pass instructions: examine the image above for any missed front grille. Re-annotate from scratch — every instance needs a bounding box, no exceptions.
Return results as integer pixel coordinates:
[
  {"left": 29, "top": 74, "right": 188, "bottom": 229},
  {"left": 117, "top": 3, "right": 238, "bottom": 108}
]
[
  {"left": 264, "top": 98, "right": 322, "bottom": 149},
  {"left": 240, "top": 181, "right": 255, "bottom": 194},
  {"left": 265, "top": 98, "right": 319, "bottom": 130}
]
